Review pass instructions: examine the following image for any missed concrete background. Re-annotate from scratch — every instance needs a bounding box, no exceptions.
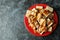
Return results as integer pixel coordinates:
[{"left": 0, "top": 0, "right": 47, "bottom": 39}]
[{"left": 0, "top": 0, "right": 60, "bottom": 40}]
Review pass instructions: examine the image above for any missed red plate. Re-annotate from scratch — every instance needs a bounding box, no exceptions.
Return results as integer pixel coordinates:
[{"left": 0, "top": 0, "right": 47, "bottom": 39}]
[{"left": 24, "top": 4, "right": 58, "bottom": 36}]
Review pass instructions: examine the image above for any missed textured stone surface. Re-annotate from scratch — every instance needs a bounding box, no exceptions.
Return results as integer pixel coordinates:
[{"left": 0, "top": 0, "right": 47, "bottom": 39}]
[{"left": 0, "top": 0, "right": 60, "bottom": 40}]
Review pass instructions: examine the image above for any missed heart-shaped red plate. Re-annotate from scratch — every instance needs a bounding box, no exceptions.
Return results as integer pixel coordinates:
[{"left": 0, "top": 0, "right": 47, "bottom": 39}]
[{"left": 24, "top": 4, "right": 58, "bottom": 36}]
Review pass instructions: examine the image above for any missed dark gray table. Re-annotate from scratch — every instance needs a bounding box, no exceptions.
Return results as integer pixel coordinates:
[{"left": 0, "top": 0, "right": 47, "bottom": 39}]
[{"left": 0, "top": 0, "right": 60, "bottom": 40}]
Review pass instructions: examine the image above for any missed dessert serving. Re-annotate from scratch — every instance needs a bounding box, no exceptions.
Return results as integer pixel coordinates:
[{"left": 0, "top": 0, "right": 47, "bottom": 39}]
[{"left": 24, "top": 4, "right": 58, "bottom": 36}]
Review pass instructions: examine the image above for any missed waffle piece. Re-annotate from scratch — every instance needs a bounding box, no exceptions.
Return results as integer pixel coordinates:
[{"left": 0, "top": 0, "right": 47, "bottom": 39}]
[
  {"left": 47, "top": 18, "right": 53, "bottom": 28},
  {"left": 45, "top": 6, "right": 53, "bottom": 12}
]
